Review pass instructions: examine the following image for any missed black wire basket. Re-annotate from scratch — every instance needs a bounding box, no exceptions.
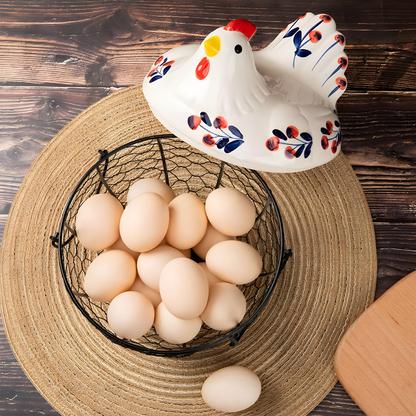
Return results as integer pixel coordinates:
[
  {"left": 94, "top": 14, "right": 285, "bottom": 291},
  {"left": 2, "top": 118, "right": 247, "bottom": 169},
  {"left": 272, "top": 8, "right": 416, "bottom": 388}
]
[{"left": 51, "top": 134, "right": 290, "bottom": 357}]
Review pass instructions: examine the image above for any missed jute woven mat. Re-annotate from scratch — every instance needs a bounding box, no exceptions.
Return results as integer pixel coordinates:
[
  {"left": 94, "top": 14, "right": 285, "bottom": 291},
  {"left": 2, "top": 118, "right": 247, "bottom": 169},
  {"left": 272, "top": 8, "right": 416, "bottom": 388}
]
[{"left": 0, "top": 85, "right": 377, "bottom": 415}]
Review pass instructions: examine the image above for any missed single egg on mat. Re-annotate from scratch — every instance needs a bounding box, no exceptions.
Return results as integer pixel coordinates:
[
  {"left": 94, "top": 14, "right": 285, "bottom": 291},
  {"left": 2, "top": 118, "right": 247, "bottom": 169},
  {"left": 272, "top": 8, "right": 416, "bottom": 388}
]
[
  {"left": 205, "top": 187, "right": 256, "bottom": 236},
  {"left": 159, "top": 258, "right": 209, "bottom": 320},
  {"left": 202, "top": 366, "right": 261, "bottom": 412},
  {"left": 206, "top": 240, "right": 262, "bottom": 285},
  {"left": 127, "top": 178, "right": 175, "bottom": 204},
  {"left": 120, "top": 192, "right": 169, "bottom": 252},
  {"left": 129, "top": 277, "right": 162, "bottom": 309},
  {"left": 201, "top": 282, "right": 246, "bottom": 331},
  {"left": 107, "top": 291, "right": 154, "bottom": 339},
  {"left": 165, "top": 193, "right": 207, "bottom": 250},
  {"left": 193, "top": 222, "right": 235, "bottom": 260},
  {"left": 137, "top": 244, "right": 185, "bottom": 292},
  {"left": 76, "top": 193, "right": 123, "bottom": 251},
  {"left": 154, "top": 302, "right": 202, "bottom": 344},
  {"left": 83, "top": 250, "right": 136, "bottom": 303}
]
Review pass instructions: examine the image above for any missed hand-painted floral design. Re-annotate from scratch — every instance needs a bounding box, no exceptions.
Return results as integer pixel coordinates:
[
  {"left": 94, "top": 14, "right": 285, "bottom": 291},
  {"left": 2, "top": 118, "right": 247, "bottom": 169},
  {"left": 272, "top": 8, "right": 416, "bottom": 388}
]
[
  {"left": 282, "top": 15, "right": 331, "bottom": 67},
  {"left": 321, "top": 119, "right": 342, "bottom": 153},
  {"left": 328, "top": 77, "right": 347, "bottom": 98},
  {"left": 266, "top": 125, "right": 312, "bottom": 159},
  {"left": 147, "top": 55, "right": 175, "bottom": 83},
  {"left": 187, "top": 112, "right": 244, "bottom": 154},
  {"left": 322, "top": 56, "right": 348, "bottom": 86},
  {"left": 312, "top": 33, "right": 346, "bottom": 71}
]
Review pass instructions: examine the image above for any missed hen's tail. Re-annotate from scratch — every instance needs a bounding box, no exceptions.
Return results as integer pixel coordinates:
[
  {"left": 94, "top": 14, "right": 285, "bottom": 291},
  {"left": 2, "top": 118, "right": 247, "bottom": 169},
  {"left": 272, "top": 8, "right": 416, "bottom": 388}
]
[{"left": 254, "top": 13, "right": 347, "bottom": 108}]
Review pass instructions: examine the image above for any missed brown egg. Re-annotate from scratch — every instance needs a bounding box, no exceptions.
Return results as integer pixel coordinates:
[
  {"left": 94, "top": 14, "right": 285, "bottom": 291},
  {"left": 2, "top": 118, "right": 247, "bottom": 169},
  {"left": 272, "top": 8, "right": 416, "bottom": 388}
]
[
  {"left": 127, "top": 178, "right": 175, "bottom": 204},
  {"left": 159, "top": 258, "right": 209, "bottom": 320},
  {"left": 206, "top": 240, "right": 262, "bottom": 285},
  {"left": 201, "top": 282, "right": 246, "bottom": 331},
  {"left": 107, "top": 291, "right": 154, "bottom": 339},
  {"left": 205, "top": 187, "right": 256, "bottom": 236},
  {"left": 104, "top": 236, "right": 140, "bottom": 260},
  {"left": 129, "top": 277, "right": 162, "bottom": 309},
  {"left": 193, "top": 222, "right": 235, "bottom": 260},
  {"left": 83, "top": 250, "right": 136, "bottom": 303},
  {"left": 137, "top": 244, "right": 185, "bottom": 292},
  {"left": 202, "top": 366, "right": 261, "bottom": 412},
  {"left": 198, "top": 262, "right": 222, "bottom": 286},
  {"left": 76, "top": 193, "right": 123, "bottom": 251},
  {"left": 119, "top": 192, "right": 169, "bottom": 252},
  {"left": 165, "top": 193, "right": 207, "bottom": 250},
  {"left": 154, "top": 302, "right": 202, "bottom": 344}
]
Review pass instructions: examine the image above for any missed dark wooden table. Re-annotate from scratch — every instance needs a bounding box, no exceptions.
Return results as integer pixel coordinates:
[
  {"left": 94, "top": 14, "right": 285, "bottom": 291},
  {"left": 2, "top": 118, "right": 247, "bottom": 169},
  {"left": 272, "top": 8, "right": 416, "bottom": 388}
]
[{"left": 1, "top": 1, "right": 415, "bottom": 414}]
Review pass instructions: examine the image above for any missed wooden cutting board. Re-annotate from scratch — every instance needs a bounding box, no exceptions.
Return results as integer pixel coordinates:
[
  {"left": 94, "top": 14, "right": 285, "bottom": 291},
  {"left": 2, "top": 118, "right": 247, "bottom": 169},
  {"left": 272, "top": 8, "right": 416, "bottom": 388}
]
[{"left": 335, "top": 270, "right": 416, "bottom": 416}]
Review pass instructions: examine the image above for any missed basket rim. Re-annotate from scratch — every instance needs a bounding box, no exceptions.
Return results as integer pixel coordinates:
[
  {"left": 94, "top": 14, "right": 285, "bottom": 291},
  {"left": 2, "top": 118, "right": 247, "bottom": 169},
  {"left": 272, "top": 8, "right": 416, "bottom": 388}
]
[{"left": 56, "top": 134, "right": 287, "bottom": 356}]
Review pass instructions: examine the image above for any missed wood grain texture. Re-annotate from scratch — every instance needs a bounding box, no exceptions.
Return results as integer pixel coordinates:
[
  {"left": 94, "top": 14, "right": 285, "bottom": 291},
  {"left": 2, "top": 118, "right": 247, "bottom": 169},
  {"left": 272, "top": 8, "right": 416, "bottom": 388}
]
[
  {"left": 1, "top": 0, "right": 416, "bottom": 415},
  {"left": 0, "top": 1, "right": 416, "bottom": 89},
  {"left": 334, "top": 271, "right": 416, "bottom": 416}
]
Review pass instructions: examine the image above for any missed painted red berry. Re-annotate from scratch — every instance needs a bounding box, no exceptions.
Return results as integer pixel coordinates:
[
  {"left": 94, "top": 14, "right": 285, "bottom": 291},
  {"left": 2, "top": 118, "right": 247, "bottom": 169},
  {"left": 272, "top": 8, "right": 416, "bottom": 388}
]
[
  {"left": 266, "top": 137, "right": 280, "bottom": 152},
  {"left": 202, "top": 134, "right": 215, "bottom": 147},
  {"left": 338, "top": 57, "right": 348, "bottom": 69},
  {"left": 336, "top": 77, "right": 347, "bottom": 90},
  {"left": 319, "top": 14, "right": 332, "bottom": 23},
  {"left": 321, "top": 136, "right": 329, "bottom": 150},
  {"left": 326, "top": 121, "right": 333, "bottom": 134},
  {"left": 284, "top": 146, "right": 297, "bottom": 159},
  {"left": 213, "top": 116, "right": 228, "bottom": 129},
  {"left": 188, "top": 115, "right": 202, "bottom": 130},
  {"left": 309, "top": 30, "right": 322, "bottom": 43},
  {"left": 334, "top": 34, "right": 345, "bottom": 46},
  {"left": 286, "top": 125, "right": 299, "bottom": 138},
  {"left": 331, "top": 140, "right": 338, "bottom": 153}
]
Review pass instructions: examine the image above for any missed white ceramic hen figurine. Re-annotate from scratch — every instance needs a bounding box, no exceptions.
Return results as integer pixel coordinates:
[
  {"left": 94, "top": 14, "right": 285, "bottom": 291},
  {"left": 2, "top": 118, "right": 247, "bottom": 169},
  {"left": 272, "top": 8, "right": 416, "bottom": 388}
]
[{"left": 143, "top": 13, "right": 347, "bottom": 172}]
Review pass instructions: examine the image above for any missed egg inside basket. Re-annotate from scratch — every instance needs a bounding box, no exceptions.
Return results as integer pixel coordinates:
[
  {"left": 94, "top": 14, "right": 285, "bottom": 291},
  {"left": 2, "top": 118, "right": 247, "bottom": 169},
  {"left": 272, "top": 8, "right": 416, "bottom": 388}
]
[{"left": 53, "top": 134, "right": 288, "bottom": 357}]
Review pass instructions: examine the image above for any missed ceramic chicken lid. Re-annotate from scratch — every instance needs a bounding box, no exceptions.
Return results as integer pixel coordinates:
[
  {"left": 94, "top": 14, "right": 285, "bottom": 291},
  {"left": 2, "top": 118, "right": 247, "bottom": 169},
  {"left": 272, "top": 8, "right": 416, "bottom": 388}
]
[{"left": 143, "top": 13, "right": 348, "bottom": 173}]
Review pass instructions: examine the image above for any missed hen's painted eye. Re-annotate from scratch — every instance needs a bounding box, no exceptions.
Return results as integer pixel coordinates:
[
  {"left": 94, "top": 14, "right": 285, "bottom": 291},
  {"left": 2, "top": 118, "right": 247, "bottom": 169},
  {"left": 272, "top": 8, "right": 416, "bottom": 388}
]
[{"left": 234, "top": 44, "right": 242, "bottom": 54}]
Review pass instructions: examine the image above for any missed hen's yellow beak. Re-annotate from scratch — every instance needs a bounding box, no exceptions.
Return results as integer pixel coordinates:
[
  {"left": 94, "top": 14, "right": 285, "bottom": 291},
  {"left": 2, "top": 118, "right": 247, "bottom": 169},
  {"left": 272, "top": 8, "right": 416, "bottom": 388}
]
[{"left": 204, "top": 36, "right": 221, "bottom": 57}]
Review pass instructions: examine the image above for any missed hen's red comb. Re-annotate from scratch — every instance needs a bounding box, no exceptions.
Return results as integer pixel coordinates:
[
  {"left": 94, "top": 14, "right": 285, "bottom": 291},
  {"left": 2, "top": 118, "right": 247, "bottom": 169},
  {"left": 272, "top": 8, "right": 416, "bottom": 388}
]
[{"left": 224, "top": 19, "right": 257, "bottom": 41}]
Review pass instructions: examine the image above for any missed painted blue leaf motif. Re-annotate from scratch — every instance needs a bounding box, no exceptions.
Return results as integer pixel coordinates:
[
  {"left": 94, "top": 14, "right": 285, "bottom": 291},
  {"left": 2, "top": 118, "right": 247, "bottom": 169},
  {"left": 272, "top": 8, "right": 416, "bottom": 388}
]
[
  {"left": 150, "top": 75, "right": 163, "bottom": 83},
  {"left": 228, "top": 125, "right": 243, "bottom": 139},
  {"left": 200, "top": 112, "right": 212, "bottom": 126},
  {"left": 293, "top": 31, "right": 302, "bottom": 49},
  {"left": 305, "top": 143, "right": 312, "bottom": 158},
  {"left": 224, "top": 140, "right": 244, "bottom": 153},
  {"left": 216, "top": 138, "right": 229, "bottom": 149},
  {"left": 296, "top": 145, "right": 304, "bottom": 158},
  {"left": 162, "top": 57, "right": 168, "bottom": 64},
  {"left": 321, "top": 127, "right": 330, "bottom": 135},
  {"left": 272, "top": 129, "right": 287, "bottom": 141},
  {"left": 296, "top": 49, "right": 311, "bottom": 57},
  {"left": 335, "top": 120, "right": 340, "bottom": 127},
  {"left": 285, "top": 27, "right": 299, "bottom": 38},
  {"left": 163, "top": 66, "right": 171, "bottom": 75},
  {"left": 300, "top": 132, "right": 312, "bottom": 142}
]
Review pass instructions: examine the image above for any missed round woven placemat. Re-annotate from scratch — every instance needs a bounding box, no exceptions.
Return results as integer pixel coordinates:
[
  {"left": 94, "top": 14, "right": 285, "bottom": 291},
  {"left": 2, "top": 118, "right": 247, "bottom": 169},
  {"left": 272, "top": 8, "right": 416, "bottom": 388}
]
[{"left": 0, "top": 85, "right": 377, "bottom": 416}]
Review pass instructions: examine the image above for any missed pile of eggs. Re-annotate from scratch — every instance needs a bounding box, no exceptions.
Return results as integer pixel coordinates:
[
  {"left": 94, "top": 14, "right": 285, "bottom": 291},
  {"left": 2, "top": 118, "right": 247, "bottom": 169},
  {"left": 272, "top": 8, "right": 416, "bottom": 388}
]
[
  {"left": 76, "top": 178, "right": 263, "bottom": 344},
  {"left": 76, "top": 177, "right": 264, "bottom": 412}
]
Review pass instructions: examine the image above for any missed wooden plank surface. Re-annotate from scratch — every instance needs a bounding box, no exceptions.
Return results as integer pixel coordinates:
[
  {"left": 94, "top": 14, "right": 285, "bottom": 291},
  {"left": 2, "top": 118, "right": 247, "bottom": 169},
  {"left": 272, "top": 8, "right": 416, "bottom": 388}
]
[
  {"left": 334, "top": 271, "right": 416, "bottom": 416},
  {"left": 1, "top": 0, "right": 416, "bottom": 414}
]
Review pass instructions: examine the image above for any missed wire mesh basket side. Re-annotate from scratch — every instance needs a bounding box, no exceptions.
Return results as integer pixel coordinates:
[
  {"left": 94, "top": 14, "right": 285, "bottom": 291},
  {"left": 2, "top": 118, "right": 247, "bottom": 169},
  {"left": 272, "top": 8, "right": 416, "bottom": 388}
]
[{"left": 56, "top": 135, "right": 286, "bottom": 356}]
